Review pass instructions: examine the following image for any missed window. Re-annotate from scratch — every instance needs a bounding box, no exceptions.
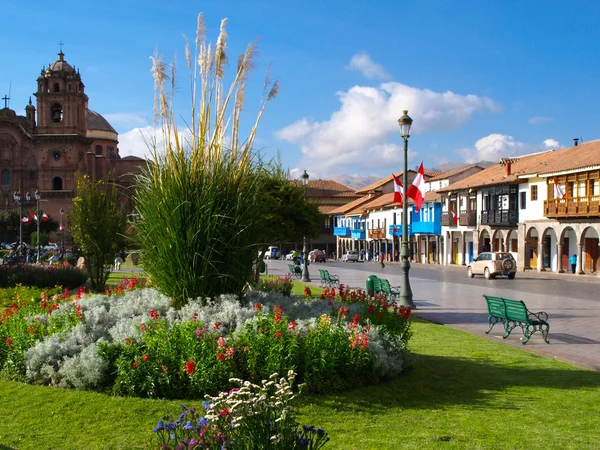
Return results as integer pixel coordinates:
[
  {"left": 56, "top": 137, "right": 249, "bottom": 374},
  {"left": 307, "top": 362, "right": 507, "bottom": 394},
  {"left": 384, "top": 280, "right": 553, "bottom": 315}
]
[
  {"left": 578, "top": 181, "right": 586, "bottom": 198},
  {"left": 593, "top": 180, "right": 600, "bottom": 196},
  {"left": 324, "top": 216, "right": 330, "bottom": 229},
  {"left": 1, "top": 169, "right": 9, "bottom": 185},
  {"left": 53, "top": 83, "right": 60, "bottom": 92},
  {"left": 530, "top": 185, "right": 538, "bottom": 201},
  {"left": 29, "top": 171, "right": 36, "bottom": 184},
  {"left": 95, "top": 145, "right": 102, "bottom": 155},
  {"left": 520, "top": 191, "right": 526, "bottom": 209},
  {"left": 51, "top": 103, "right": 63, "bottom": 123},
  {"left": 52, "top": 176, "right": 63, "bottom": 190}
]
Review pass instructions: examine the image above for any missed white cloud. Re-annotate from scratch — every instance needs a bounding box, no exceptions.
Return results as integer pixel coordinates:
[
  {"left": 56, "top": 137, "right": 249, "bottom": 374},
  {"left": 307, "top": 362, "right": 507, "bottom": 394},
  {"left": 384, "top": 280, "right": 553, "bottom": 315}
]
[
  {"left": 457, "top": 134, "right": 562, "bottom": 163},
  {"left": 276, "top": 82, "right": 499, "bottom": 175},
  {"left": 104, "top": 112, "right": 150, "bottom": 130},
  {"left": 528, "top": 116, "right": 554, "bottom": 125},
  {"left": 118, "top": 125, "right": 193, "bottom": 160},
  {"left": 346, "top": 52, "right": 391, "bottom": 80}
]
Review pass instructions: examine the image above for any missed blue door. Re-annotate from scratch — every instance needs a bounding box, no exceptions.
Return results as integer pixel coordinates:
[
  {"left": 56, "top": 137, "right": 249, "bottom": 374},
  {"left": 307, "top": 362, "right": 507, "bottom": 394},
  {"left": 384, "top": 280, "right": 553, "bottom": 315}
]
[{"left": 468, "top": 242, "right": 474, "bottom": 262}]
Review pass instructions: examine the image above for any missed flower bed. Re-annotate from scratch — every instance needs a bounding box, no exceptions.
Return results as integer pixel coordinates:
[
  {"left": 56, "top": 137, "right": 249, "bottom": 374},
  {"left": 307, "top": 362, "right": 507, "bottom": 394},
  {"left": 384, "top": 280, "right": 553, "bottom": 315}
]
[
  {"left": 0, "top": 282, "right": 413, "bottom": 398},
  {"left": 0, "top": 263, "right": 87, "bottom": 289}
]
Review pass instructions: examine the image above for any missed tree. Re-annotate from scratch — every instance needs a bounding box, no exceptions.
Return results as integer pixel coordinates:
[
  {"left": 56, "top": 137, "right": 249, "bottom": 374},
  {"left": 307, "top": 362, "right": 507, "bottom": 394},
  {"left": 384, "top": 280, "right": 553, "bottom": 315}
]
[{"left": 69, "top": 173, "right": 127, "bottom": 291}]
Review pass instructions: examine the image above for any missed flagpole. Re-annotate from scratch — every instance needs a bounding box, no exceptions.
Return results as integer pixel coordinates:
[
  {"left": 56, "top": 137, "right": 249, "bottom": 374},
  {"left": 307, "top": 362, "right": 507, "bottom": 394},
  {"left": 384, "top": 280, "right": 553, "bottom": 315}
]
[
  {"left": 398, "top": 111, "right": 416, "bottom": 309},
  {"left": 35, "top": 191, "right": 41, "bottom": 263}
]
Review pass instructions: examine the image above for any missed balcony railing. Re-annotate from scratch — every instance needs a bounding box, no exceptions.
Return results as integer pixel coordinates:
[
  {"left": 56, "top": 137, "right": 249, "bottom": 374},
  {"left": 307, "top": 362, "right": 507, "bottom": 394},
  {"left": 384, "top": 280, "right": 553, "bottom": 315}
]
[
  {"left": 351, "top": 229, "right": 366, "bottom": 239},
  {"left": 411, "top": 222, "right": 437, "bottom": 234},
  {"left": 480, "top": 209, "right": 518, "bottom": 226},
  {"left": 389, "top": 224, "right": 401, "bottom": 236},
  {"left": 368, "top": 228, "right": 386, "bottom": 239},
  {"left": 544, "top": 197, "right": 600, "bottom": 218},
  {"left": 459, "top": 210, "right": 477, "bottom": 227},
  {"left": 441, "top": 212, "right": 457, "bottom": 227},
  {"left": 333, "top": 227, "right": 351, "bottom": 237}
]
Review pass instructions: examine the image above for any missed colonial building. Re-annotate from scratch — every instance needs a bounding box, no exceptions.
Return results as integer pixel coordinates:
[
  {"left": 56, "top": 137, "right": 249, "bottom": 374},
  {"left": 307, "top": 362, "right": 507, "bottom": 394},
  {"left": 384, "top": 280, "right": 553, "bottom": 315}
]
[{"left": 0, "top": 50, "right": 144, "bottom": 243}]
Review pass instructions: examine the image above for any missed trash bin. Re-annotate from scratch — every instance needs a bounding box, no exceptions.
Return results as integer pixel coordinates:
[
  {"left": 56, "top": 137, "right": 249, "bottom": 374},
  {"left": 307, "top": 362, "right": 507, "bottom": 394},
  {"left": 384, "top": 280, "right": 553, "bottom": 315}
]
[
  {"left": 366, "top": 275, "right": 378, "bottom": 295},
  {"left": 259, "top": 261, "right": 266, "bottom": 274}
]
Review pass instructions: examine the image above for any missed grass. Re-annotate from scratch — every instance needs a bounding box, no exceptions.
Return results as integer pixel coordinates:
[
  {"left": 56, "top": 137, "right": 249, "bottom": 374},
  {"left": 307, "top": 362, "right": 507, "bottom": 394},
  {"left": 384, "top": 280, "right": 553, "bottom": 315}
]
[{"left": 1, "top": 318, "right": 599, "bottom": 449}]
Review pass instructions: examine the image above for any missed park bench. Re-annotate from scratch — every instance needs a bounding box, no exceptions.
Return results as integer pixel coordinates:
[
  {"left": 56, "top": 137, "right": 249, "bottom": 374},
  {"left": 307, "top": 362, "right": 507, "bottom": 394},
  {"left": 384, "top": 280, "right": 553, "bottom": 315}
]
[
  {"left": 483, "top": 295, "right": 550, "bottom": 344},
  {"left": 369, "top": 276, "right": 400, "bottom": 302},
  {"left": 288, "top": 264, "right": 302, "bottom": 280},
  {"left": 318, "top": 269, "right": 340, "bottom": 288}
]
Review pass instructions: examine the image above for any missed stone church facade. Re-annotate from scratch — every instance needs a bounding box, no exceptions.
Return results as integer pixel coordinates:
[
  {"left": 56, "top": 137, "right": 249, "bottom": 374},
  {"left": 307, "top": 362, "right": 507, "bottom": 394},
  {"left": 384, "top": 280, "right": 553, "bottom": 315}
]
[{"left": 0, "top": 51, "right": 144, "bottom": 244}]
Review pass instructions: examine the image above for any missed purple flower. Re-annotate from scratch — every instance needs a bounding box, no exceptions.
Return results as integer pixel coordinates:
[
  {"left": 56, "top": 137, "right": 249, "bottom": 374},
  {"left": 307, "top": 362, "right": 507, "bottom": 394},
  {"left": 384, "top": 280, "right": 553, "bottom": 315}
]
[
  {"left": 165, "top": 422, "right": 177, "bottom": 431},
  {"left": 298, "top": 438, "right": 309, "bottom": 447},
  {"left": 183, "top": 421, "right": 193, "bottom": 431},
  {"left": 153, "top": 420, "right": 165, "bottom": 432},
  {"left": 202, "top": 401, "right": 212, "bottom": 411},
  {"left": 197, "top": 417, "right": 208, "bottom": 427}
]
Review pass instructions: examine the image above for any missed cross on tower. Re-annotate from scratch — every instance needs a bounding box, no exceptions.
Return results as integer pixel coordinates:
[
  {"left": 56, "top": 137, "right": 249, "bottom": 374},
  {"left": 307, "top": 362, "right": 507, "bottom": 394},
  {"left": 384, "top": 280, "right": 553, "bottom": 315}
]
[
  {"left": 58, "top": 40, "right": 64, "bottom": 52},
  {"left": 1, "top": 95, "right": 9, "bottom": 109}
]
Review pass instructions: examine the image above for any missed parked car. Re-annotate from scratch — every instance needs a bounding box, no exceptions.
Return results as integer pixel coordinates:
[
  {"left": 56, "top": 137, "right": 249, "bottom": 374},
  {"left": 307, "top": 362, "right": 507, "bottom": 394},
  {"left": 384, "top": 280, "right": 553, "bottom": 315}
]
[
  {"left": 264, "top": 246, "right": 280, "bottom": 259},
  {"left": 467, "top": 252, "right": 516, "bottom": 279},
  {"left": 44, "top": 243, "right": 59, "bottom": 251},
  {"left": 341, "top": 250, "right": 360, "bottom": 262},
  {"left": 309, "top": 249, "right": 327, "bottom": 263}
]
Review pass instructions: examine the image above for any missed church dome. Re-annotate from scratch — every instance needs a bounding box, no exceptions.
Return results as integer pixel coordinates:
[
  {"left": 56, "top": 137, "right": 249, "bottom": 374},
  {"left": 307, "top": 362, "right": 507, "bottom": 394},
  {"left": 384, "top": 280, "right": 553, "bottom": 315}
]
[
  {"left": 49, "top": 51, "right": 74, "bottom": 72},
  {"left": 86, "top": 110, "right": 116, "bottom": 133}
]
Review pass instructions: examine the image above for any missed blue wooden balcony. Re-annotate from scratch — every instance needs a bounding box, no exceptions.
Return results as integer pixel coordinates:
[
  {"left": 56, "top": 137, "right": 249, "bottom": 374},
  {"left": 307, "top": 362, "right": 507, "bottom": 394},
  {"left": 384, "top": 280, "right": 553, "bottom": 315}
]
[
  {"left": 351, "top": 229, "right": 366, "bottom": 239},
  {"left": 333, "top": 227, "right": 351, "bottom": 237},
  {"left": 411, "top": 221, "right": 440, "bottom": 235},
  {"left": 388, "top": 224, "right": 413, "bottom": 236}
]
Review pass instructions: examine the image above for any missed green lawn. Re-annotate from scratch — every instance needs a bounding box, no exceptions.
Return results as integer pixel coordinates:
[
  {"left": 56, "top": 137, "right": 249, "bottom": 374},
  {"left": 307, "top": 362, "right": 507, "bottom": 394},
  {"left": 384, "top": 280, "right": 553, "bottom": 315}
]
[{"left": 1, "top": 317, "right": 599, "bottom": 449}]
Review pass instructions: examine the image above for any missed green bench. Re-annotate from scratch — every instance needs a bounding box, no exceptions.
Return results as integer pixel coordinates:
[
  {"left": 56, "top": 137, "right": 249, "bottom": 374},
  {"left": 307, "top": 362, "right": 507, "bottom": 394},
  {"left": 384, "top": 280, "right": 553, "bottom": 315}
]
[
  {"left": 318, "top": 269, "right": 340, "bottom": 288},
  {"left": 288, "top": 264, "right": 302, "bottom": 280},
  {"left": 483, "top": 295, "right": 550, "bottom": 344},
  {"left": 370, "top": 276, "right": 400, "bottom": 302}
]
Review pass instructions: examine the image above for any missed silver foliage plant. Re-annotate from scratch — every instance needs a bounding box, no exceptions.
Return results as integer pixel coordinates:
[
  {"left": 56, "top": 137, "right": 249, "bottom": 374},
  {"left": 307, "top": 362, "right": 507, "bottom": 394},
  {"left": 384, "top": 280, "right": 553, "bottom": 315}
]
[{"left": 23, "top": 288, "right": 411, "bottom": 390}]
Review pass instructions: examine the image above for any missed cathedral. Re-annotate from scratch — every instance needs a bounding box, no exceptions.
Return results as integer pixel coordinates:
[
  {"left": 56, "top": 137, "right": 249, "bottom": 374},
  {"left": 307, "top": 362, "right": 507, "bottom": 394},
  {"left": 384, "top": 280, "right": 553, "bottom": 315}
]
[{"left": 0, "top": 50, "right": 144, "bottom": 241}]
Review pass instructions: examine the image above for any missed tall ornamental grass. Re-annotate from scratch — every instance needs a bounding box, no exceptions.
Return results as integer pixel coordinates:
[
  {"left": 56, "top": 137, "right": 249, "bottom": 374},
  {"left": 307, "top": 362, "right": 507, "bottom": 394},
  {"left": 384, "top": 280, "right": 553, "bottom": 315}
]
[{"left": 134, "top": 13, "right": 279, "bottom": 307}]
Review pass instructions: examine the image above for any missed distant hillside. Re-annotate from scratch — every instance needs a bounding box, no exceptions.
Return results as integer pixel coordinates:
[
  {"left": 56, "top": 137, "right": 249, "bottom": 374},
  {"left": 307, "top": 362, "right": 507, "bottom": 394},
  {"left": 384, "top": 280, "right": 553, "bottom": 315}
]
[{"left": 331, "top": 161, "right": 495, "bottom": 190}]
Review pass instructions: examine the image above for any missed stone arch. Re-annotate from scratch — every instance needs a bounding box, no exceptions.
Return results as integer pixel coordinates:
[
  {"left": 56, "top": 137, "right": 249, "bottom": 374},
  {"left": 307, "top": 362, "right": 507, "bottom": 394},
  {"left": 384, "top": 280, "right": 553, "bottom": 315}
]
[
  {"left": 580, "top": 226, "right": 600, "bottom": 273},
  {"left": 559, "top": 226, "right": 577, "bottom": 273},
  {"left": 505, "top": 229, "right": 518, "bottom": 253},
  {"left": 479, "top": 229, "right": 491, "bottom": 253},
  {"left": 540, "top": 226, "right": 558, "bottom": 271},
  {"left": 52, "top": 176, "right": 63, "bottom": 190},
  {"left": 525, "top": 225, "right": 540, "bottom": 270},
  {"left": 491, "top": 229, "right": 504, "bottom": 252}
]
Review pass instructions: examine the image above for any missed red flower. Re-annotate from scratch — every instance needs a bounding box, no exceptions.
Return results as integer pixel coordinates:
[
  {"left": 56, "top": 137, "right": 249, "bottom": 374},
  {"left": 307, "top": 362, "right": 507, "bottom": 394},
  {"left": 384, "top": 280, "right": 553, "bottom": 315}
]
[
  {"left": 125, "top": 337, "right": 134, "bottom": 345},
  {"left": 149, "top": 310, "right": 159, "bottom": 320},
  {"left": 288, "top": 320, "right": 298, "bottom": 331},
  {"left": 368, "top": 305, "right": 375, "bottom": 315},
  {"left": 216, "top": 353, "right": 225, "bottom": 362},
  {"left": 303, "top": 287, "right": 312, "bottom": 296},
  {"left": 192, "top": 312, "right": 199, "bottom": 322},
  {"left": 133, "top": 361, "right": 138, "bottom": 369},
  {"left": 140, "top": 323, "right": 146, "bottom": 332},
  {"left": 253, "top": 303, "right": 261, "bottom": 311},
  {"left": 5, "top": 338, "right": 13, "bottom": 348},
  {"left": 41, "top": 300, "right": 47, "bottom": 309},
  {"left": 143, "top": 354, "right": 149, "bottom": 362},
  {"left": 185, "top": 360, "right": 196, "bottom": 374},
  {"left": 219, "top": 408, "right": 229, "bottom": 417},
  {"left": 28, "top": 327, "right": 35, "bottom": 334},
  {"left": 214, "top": 322, "right": 222, "bottom": 330},
  {"left": 275, "top": 332, "right": 282, "bottom": 339},
  {"left": 161, "top": 365, "right": 167, "bottom": 373},
  {"left": 377, "top": 313, "right": 383, "bottom": 320}
]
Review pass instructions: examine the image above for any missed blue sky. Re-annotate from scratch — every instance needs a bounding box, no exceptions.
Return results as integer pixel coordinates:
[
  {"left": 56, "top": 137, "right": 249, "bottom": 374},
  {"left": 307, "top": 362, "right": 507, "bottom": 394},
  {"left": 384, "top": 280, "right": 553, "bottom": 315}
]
[{"left": 2, "top": 0, "right": 600, "bottom": 178}]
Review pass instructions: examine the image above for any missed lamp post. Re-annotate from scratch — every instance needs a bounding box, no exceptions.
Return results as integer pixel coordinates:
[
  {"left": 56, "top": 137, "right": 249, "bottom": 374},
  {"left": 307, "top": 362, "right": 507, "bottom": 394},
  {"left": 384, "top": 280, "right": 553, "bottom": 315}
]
[
  {"left": 13, "top": 191, "right": 22, "bottom": 251},
  {"left": 301, "top": 169, "right": 311, "bottom": 283},
  {"left": 60, "top": 208, "right": 65, "bottom": 255},
  {"left": 35, "top": 191, "right": 41, "bottom": 263},
  {"left": 397, "top": 110, "right": 416, "bottom": 309}
]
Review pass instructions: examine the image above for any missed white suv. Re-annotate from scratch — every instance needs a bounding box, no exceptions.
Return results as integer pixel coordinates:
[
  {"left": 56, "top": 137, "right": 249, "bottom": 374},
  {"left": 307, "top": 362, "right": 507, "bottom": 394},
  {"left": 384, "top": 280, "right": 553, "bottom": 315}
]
[
  {"left": 467, "top": 252, "right": 516, "bottom": 280},
  {"left": 342, "top": 250, "right": 359, "bottom": 262}
]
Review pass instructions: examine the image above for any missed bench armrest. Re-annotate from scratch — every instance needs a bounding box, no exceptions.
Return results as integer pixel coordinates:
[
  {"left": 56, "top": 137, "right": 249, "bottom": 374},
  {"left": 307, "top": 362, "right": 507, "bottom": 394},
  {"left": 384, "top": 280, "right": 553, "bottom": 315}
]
[{"left": 528, "top": 310, "right": 548, "bottom": 323}]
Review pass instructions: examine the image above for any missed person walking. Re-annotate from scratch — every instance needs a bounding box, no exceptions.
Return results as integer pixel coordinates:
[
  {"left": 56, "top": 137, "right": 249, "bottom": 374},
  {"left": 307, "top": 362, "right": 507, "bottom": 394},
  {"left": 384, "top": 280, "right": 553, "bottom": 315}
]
[
  {"left": 570, "top": 253, "right": 577, "bottom": 274},
  {"left": 380, "top": 251, "right": 385, "bottom": 269}
]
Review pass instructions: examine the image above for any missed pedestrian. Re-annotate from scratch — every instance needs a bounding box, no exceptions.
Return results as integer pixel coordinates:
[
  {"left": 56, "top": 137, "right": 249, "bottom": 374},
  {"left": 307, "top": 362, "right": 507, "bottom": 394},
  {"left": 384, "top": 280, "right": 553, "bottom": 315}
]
[
  {"left": 380, "top": 251, "right": 385, "bottom": 268},
  {"left": 570, "top": 253, "right": 577, "bottom": 274}
]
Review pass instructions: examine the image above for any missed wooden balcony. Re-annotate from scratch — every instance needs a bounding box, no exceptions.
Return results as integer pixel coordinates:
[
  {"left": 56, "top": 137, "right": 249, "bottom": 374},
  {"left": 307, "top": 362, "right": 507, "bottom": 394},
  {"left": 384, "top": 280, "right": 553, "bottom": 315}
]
[
  {"left": 441, "top": 212, "right": 457, "bottom": 227},
  {"left": 480, "top": 209, "right": 518, "bottom": 226},
  {"left": 544, "top": 197, "right": 600, "bottom": 218},
  {"left": 459, "top": 210, "right": 477, "bottom": 227},
  {"left": 368, "top": 228, "right": 386, "bottom": 239}
]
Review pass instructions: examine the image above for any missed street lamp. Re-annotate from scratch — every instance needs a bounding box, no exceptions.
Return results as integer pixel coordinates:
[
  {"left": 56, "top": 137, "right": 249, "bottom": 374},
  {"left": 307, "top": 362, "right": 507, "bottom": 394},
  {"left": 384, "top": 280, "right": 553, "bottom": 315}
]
[
  {"left": 13, "top": 191, "right": 22, "bottom": 251},
  {"left": 60, "top": 208, "right": 65, "bottom": 254},
  {"left": 35, "top": 190, "right": 41, "bottom": 263},
  {"left": 301, "top": 169, "right": 311, "bottom": 283},
  {"left": 397, "top": 110, "right": 417, "bottom": 309}
]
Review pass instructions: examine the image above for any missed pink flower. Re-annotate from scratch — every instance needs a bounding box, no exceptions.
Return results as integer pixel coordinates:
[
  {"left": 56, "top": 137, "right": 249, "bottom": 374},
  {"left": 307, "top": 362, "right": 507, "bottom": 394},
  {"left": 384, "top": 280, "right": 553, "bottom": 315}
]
[
  {"left": 288, "top": 320, "right": 298, "bottom": 331},
  {"left": 225, "top": 347, "right": 235, "bottom": 360},
  {"left": 217, "top": 337, "right": 226, "bottom": 348}
]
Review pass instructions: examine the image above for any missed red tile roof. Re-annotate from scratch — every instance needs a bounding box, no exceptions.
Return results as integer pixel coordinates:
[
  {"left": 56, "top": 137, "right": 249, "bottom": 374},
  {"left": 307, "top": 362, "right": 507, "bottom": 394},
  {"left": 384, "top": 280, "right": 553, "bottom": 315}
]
[{"left": 291, "top": 179, "right": 358, "bottom": 198}]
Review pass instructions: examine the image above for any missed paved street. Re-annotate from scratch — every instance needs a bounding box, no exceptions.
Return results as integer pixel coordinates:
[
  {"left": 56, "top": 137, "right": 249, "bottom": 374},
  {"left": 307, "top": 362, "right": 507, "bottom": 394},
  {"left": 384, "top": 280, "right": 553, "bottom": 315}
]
[{"left": 265, "top": 258, "right": 600, "bottom": 371}]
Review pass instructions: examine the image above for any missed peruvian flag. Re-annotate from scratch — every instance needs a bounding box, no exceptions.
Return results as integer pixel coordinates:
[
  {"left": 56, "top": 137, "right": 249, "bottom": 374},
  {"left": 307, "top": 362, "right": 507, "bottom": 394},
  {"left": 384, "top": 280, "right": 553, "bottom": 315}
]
[
  {"left": 30, "top": 211, "right": 38, "bottom": 222},
  {"left": 392, "top": 173, "right": 403, "bottom": 206},
  {"left": 21, "top": 216, "right": 29, "bottom": 223},
  {"left": 451, "top": 211, "right": 459, "bottom": 225},
  {"left": 407, "top": 162, "right": 426, "bottom": 212},
  {"left": 554, "top": 178, "right": 566, "bottom": 199},
  {"left": 59, "top": 223, "right": 63, "bottom": 231},
  {"left": 42, "top": 212, "right": 49, "bottom": 222}
]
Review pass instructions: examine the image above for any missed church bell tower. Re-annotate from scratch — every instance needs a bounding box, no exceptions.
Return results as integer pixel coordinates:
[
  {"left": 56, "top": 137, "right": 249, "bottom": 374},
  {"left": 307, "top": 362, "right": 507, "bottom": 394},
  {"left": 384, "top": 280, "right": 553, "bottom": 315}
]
[{"left": 34, "top": 51, "right": 88, "bottom": 136}]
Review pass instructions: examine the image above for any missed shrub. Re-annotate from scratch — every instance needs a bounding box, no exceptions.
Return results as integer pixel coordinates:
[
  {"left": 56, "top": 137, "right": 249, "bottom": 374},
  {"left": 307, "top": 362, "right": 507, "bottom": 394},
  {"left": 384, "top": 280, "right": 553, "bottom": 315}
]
[
  {"left": 133, "top": 13, "right": 278, "bottom": 307},
  {"left": 152, "top": 371, "right": 330, "bottom": 449},
  {"left": 0, "top": 264, "right": 87, "bottom": 290},
  {"left": 258, "top": 275, "right": 293, "bottom": 296}
]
